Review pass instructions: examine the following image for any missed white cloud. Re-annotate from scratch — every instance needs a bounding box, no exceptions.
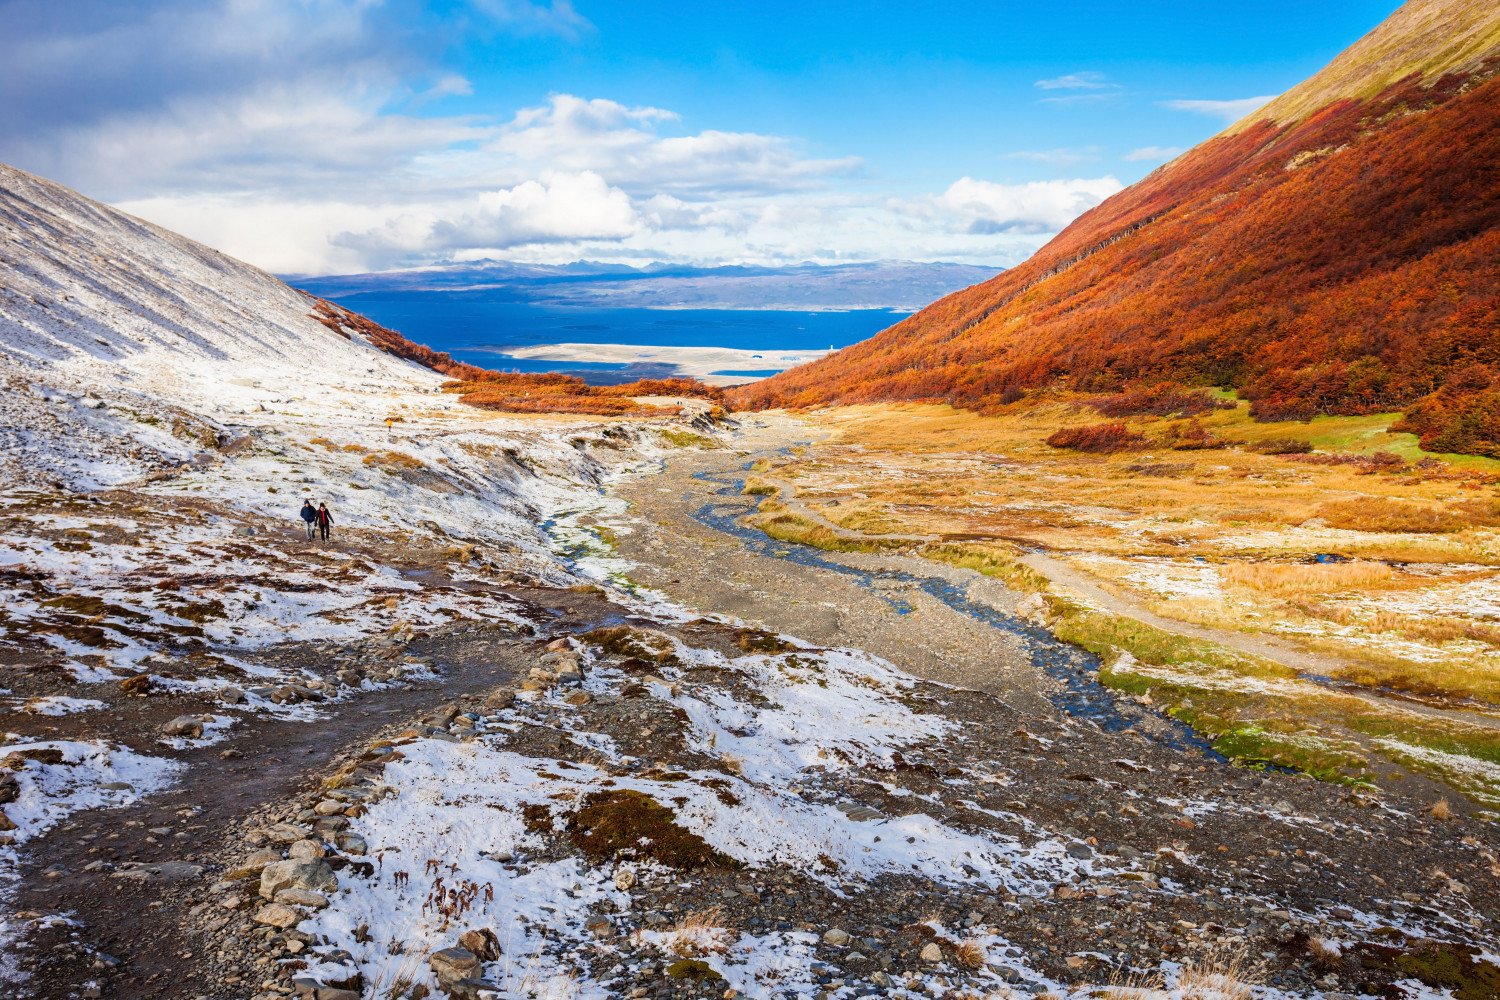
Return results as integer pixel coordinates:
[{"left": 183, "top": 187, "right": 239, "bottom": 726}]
[
  {"left": 469, "top": 0, "right": 593, "bottom": 38},
  {"left": 1123, "top": 145, "right": 1185, "bottom": 162},
  {"left": 415, "top": 74, "right": 475, "bottom": 103},
  {"left": 0, "top": 3, "right": 1113, "bottom": 274},
  {"left": 1004, "top": 147, "right": 1101, "bottom": 169},
  {"left": 486, "top": 94, "right": 862, "bottom": 198},
  {"left": 932, "top": 176, "right": 1125, "bottom": 235},
  {"left": 1161, "top": 96, "right": 1277, "bottom": 122},
  {"left": 1035, "top": 71, "right": 1116, "bottom": 91},
  {"left": 424, "top": 171, "right": 639, "bottom": 252}
]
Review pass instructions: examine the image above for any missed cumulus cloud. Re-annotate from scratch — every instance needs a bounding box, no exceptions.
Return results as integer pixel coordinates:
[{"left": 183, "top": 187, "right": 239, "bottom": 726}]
[
  {"left": 0, "top": 1, "right": 1113, "bottom": 273},
  {"left": 1123, "top": 145, "right": 1185, "bottom": 162},
  {"left": 340, "top": 171, "right": 639, "bottom": 257},
  {"left": 487, "top": 94, "right": 862, "bottom": 197},
  {"left": 933, "top": 176, "right": 1124, "bottom": 235},
  {"left": 1161, "top": 96, "right": 1277, "bottom": 121}
]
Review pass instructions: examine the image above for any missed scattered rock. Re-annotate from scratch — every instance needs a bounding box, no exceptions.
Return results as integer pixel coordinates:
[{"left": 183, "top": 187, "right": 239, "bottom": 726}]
[
  {"left": 260, "top": 859, "right": 337, "bottom": 900},
  {"left": 162, "top": 714, "right": 210, "bottom": 739},
  {"left": 119, "top": 673, "right": 154, "bottom": 696},
  {"left": 253, "top": 903, "right": 301, "bottom": 929},
  {"left": 274, "top": 889, "right": 330, "bottom": 909},
  {"left": 458, "top": 927, "right": 501, "bottom": 961},
  {"left": 428, "top": 947, "right": 481, "bottom": 989}
]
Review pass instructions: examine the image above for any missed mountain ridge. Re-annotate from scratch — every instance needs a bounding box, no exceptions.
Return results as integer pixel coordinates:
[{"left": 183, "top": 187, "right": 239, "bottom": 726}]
[
  {"left": 733, "top": 0, "right": 1500, "bottom": 456},
  {"left": 295, "top": 259, "right": 1001, "bottom": 313}
]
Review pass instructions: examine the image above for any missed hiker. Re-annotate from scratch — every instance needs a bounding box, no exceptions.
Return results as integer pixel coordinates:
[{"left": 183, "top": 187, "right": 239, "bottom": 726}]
[
  {"left": 316, "top": 501, "right": 334, "bottom": 542},
  {"left": 299, "top": 499, "right": 317, "bottom": 540}
]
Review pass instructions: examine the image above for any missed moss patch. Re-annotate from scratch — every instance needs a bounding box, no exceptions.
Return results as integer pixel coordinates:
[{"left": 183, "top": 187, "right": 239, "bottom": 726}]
[
  {"left": 583, "top": 626, "right": 681, "bottom": 666},
  {"left": 665, "top": 959, "right": 723, "bottom": 982},
  {"left": 567, "top": 790, "right": 730, "bottom": 870},
  {"left": 1393, "top": 943, "right": 1500, "bottom": 1000},
  {"left": 733, "top": 627, "right": 795, "bottom": 654},
  {"left": 920, "top": 542, "right": 1050, "bottom": 593}
]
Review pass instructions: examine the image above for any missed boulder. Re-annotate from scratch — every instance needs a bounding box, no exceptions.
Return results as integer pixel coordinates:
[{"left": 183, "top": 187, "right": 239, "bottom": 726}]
[
  {"left": 287, "top": 840, "right": 325, "bottom": 861},
  {"left": 334, "top": 832, "right": 368, "bottom": 855},
  {"left": 274, "top": 888, "right": 330, "bottom": 909},
  {"left": 260, "top": 859, "right": 337, "bottom": 900},
  {"left": 458, "top": 928, "right": 500, "bottom": 961},
  {"left": 429, "top": 947, "right": 481, "bottom": 989},
  {"left": 162, "top": 715, "right": 209, "bottom": 739},
  {"left": 253, "top": 903, "right": 301, "bottom": 928},
  {"left": 264, "top": 822, "right": 313, "bottom": 843}
]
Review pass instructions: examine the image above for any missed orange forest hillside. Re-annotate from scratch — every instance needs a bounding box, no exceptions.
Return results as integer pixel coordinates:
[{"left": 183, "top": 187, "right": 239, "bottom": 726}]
[{"left": 731, "top": 0, "right": 1500, "bottom": 456}]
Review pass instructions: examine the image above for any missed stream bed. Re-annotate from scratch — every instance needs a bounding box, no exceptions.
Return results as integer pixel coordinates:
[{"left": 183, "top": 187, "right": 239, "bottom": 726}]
[{"left": 690, "top": 461, "right": 1225, "bottom": 759}]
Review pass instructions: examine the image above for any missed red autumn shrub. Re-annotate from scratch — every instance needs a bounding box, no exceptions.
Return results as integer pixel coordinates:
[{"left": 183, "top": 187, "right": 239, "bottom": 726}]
[
  {"left": 1093, "top": 384, "right": 1230, "bottom": 418},
  {"left": 730, "top": 65, "right": 1500, "bottom": 455},
  {"left": 1045, "top": 422, "right": 1148, "bottom": 453}
]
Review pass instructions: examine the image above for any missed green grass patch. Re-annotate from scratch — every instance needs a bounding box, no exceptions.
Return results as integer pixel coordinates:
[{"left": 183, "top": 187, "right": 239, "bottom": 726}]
[
  {"left": 661, "top": 429, "right": 714, "bottom": 449},
  {"left": 750, "top": 512, "right": 909, "bottom": 554},
  {"left": 1047, "top": 598, "right": 1295, "bottom": 680},
  {"left": 920, "top": 542, "right": 1050, "bottom": 593}
]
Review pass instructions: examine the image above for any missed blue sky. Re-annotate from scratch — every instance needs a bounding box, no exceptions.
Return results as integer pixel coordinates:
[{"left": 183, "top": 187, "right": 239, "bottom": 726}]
[{"left": 0, "top": 0, "right": 1398, "bottom": 273}]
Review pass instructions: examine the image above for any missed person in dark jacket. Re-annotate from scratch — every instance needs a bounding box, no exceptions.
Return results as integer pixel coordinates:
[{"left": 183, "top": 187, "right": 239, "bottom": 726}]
[
  {"left": 299, "top": 499, "right": 317, "bottom": 540},
  {"left": 316, "top": 502, "right": 334, "bottom": 542}
]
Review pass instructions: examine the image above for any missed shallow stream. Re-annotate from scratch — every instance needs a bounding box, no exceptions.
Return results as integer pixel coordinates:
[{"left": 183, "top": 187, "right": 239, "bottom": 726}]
[{"left": 689, "top": 460, "right": 1224, "bottom": 759}]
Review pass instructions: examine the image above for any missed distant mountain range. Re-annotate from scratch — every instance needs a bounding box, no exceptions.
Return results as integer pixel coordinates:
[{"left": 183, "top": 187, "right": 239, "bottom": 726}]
[
  {"left": 735, "top": 0, "right": 1500, "bottom": 456},
  {"left": 294, "top": 260, "right": 1001, "bottom": 312}
]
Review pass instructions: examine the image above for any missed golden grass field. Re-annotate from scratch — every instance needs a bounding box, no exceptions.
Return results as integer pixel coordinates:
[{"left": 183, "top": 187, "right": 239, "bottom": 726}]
[{"left": 748, "top": 397, "right": 1500, "bottom": 807}]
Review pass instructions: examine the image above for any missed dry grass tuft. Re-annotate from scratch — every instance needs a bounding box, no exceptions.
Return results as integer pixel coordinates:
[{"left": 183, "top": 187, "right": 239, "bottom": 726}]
[
  {"left": 1173, "top": 947, "right": 1261, "bottom": 1000},
  {"left": 1430, "top": 797, "right": 1454, "bottom": 821},
  {"left": 1316, "top": 497, "right": 1466, "bottom": 533},
  {"left": 952, "top": 938, "right": 987, "bottom": 970},
  {"left": 1222, "top": 560, "right": 1395, "bottom": 593},
  {"left": 1306, "top": 936, "right": 1343, "bottom": 969},
  {"left": 363, "top": 450, "right": 426, "bottom": 472}
]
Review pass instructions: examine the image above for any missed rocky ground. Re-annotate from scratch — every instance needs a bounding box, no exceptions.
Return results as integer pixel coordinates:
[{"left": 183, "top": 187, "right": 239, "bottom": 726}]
[{"left": 2, "top": 411, "right": 1498, "bottom": 1000}]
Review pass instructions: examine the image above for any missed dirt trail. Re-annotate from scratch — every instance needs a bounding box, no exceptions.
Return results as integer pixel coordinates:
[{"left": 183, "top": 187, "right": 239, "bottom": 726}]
[{"left": 5, "top": 586, "right": 621, "bottom": 1000}]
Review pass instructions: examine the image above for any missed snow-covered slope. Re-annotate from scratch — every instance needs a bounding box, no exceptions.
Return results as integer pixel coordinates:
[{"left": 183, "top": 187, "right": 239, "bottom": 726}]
[
  {"left": 0, "top": 160, "right": 427, "bottom": 385},
  {"left": 0, "top": 160, "right": 703, "bottom": 679}
]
